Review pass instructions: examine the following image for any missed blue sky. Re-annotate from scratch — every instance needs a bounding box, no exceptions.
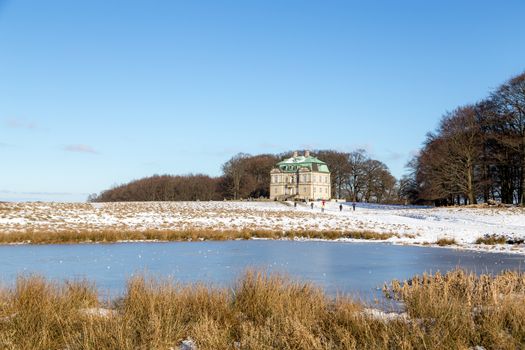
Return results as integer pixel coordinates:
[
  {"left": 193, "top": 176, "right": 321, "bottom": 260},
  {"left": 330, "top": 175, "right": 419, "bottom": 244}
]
[{"left": 1, "top": 0, "right": 524, "bottom": 202}]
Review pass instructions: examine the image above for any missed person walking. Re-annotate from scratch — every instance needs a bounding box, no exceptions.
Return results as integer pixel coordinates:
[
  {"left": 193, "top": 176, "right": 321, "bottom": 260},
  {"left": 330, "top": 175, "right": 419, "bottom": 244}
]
[
  {"left": 294, "top": 201, "right": 297, "bottom": 208},
  {"left": 321, "top": 200, "right": 325, "bottom": 213},
  {"left": 352, "top": 202, "right": 356, "bottom": 211},
  {"left": 339, "top": 204, "right": 343, "bottom": 212},
  {"left": 310, "top": 202, "right": 314, "bottom": 209}
]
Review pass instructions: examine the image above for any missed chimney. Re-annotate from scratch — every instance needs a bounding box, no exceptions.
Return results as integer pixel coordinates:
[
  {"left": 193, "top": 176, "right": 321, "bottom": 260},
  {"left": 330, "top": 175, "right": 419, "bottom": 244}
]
[
  {"left": 293, "top": 151, "right": 298, "bottom": 158},
  {"left": 305, "top": 150, "right": 310, "bottom": 157}
]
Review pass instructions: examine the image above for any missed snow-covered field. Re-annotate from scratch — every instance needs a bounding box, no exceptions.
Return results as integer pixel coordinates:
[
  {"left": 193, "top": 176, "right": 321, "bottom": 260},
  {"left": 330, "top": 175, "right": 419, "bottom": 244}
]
[{"left": 0, "top": 201, "right": 524, "bottom": 253}]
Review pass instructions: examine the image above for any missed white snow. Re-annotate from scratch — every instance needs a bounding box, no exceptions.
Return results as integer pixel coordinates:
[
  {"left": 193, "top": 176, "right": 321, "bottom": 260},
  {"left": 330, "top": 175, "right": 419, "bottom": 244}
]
[
  {"left": 178, "top": 338, "right": 197, "bottom": 350},
  {"left": 79, "top": 307, "right": 116, "bottom": 318},
  {"left": 0, "top": 201, "right": 524, "bottom": 254},
  {"left": 362, "top": 308, "right": 409, "bottom": 322}
]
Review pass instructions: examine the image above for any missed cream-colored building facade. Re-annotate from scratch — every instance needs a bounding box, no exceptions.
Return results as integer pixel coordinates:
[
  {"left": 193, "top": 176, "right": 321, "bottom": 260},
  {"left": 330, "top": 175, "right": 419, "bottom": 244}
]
[{"left": 269, "top": 151, "right": 331, "bottom": 201}]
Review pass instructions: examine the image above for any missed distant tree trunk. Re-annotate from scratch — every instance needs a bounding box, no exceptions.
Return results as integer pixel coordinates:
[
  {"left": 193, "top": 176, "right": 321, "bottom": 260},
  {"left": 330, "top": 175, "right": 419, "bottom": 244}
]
[
  {"left": 521, "top": 139, "right": 525, "bottom": 205},
  {"left": 467, "top": 158, "right": 476, "bottom": 204}
]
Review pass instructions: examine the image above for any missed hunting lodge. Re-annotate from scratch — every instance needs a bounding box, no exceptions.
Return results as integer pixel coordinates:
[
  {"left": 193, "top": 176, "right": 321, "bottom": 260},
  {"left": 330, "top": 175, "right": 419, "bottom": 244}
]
[{"left": 270, "top": 151, "right": 331, "bottom": 201}]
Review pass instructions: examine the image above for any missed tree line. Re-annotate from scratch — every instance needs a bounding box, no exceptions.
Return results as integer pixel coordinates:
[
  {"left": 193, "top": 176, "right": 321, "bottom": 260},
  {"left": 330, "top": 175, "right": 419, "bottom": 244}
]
[
  {"left": 90, "top": 150, "right": 400, "bottom": 203},
  {"left": 402, "top": 71, "right": 525, "bottom": 206},
  {"left": 89, "top": 174, "right": 222, "bottom": 202}
]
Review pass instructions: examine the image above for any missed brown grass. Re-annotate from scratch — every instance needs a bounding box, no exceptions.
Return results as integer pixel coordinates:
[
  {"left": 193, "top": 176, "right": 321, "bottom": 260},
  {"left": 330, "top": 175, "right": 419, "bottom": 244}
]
[
  {"left": 435, "top": 237, "right": 457, "bottom": 246},
  {"left": 476, "top": 235, "right": 508, "bottom": 245},
  {"left": 0, "top": 269, "right": 524, "bottom": 349},
  {"left": 385, "top": 269, "right": 525, "bottom": 349},
  {"left": 0, "top": 229, "right": 394, "bottom": 245}
]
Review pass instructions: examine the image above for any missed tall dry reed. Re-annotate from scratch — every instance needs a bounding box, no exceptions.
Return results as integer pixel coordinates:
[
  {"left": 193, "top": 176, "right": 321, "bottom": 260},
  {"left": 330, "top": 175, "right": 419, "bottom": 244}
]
[
  {"left": 0, "top": 269, "right": 524, "bottom": 349},
  {"left": 0, "top": 229, "right": 393, "bottom": 245}
]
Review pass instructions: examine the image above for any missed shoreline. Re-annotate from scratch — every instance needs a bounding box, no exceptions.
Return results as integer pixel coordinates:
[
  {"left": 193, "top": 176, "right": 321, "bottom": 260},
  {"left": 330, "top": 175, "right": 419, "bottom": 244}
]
[{"left": 1, "top": 232, "right": 524, "bottom": 256}]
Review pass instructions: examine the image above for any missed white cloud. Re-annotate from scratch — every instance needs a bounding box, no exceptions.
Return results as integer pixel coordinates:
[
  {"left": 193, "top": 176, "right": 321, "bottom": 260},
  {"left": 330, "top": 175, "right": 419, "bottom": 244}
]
[
  {"left": 5, "top": 118, "right": 38, "bottom": 129},
  {"left": 64, "top": 144, "right": 99, "bottom": 154}
]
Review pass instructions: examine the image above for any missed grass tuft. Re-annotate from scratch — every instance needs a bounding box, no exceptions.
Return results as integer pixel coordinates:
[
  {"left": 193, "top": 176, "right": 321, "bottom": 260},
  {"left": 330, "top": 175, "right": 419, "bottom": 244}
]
[
  {"left": 476, "top": 234, "right": 508, "bottom": 245},
  {"left": 436, "top": 238, "right": 456, "bottom": 246}
]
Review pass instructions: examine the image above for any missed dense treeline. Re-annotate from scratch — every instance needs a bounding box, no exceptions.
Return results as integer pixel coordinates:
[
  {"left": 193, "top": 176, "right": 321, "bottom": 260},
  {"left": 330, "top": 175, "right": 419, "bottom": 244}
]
[
  {"left": 403, "top": 71, "right": 525, "bottom": 205},
  {"left": 90, "top": 175, "right": 222, "bottom": 202},
  {"left": 220, "top": 153, "right": 280, "bottom": 200},
  {"left": 91, "top": 150, "right": 399, "bottom": 203}
]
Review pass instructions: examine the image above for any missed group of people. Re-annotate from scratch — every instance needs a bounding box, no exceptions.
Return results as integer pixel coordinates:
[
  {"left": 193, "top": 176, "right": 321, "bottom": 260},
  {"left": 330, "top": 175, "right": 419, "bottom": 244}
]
[
  {"left": 339, "top": 202, "right": 357, "bottom": 211},
  {"left": 293, "top": 200, "right": 356, "bottom": 212}
]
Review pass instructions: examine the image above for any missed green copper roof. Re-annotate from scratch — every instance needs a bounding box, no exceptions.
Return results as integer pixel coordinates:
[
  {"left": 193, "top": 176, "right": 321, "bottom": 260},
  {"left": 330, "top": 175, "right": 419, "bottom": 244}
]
[{"left": 276, "top": 155, "right": 330, "bottom": 173}]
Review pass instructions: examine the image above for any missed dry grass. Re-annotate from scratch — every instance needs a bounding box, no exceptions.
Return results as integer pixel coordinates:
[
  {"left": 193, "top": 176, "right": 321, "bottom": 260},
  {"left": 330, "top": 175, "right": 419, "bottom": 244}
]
[
  {"left": 476, "top": 234, "right": 508, "bottom": 245},
  {"left": 435, "top": 238, "right": 457, "bottom": 246},
  {"left": 385, "top": 269, "right": 525, "bottom": 349},
  {"left": 0, "top": 229, "right": 393, "bottom": 245},
  {"left": 0, "top": 269, "right": 524, "bottom": 349}
]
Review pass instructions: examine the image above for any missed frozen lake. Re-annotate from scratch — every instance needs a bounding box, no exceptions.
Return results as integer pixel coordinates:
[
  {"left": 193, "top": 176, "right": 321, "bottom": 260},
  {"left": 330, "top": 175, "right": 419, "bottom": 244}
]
[{"left": 0, "top": 241, "right": 523, "bottom": 299}]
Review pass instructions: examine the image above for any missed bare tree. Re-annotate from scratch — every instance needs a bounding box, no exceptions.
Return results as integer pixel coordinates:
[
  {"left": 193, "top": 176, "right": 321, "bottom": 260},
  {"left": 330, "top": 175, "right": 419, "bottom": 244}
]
[
  {"left": 490, "top": 73, "right": 525, "bottom": 204},
  {"left": 439, "top": 106, "right": 482, "bottom": 204},
  {"left": 221, "top": 153, "right": 251, "bottom": 200},
  {"left": 347, "top": 149, "right": 368, "bottom": 201},
  {"left": 316, "top": 150, "right": 351, "bottom": 199}
]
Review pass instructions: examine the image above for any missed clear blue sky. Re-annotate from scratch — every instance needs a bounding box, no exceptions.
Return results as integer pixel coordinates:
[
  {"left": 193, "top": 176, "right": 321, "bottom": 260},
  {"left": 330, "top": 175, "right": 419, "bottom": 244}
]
[{"left": 1, "top": 0, "right": 524, "bottom": 202}]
